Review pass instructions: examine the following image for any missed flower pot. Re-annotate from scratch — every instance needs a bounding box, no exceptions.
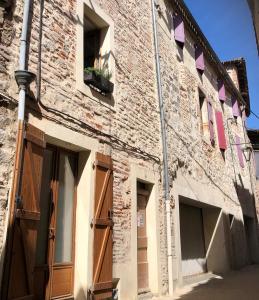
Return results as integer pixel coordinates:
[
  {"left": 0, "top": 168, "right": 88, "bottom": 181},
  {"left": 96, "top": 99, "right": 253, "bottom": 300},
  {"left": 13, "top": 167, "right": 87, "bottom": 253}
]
[{"left": 84, "top": 72, "right": 114, "bottom": 94}]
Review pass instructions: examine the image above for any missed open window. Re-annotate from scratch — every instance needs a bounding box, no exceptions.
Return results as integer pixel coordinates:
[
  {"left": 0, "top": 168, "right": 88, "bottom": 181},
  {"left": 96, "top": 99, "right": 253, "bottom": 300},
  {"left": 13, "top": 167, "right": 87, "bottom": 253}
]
[
  {"left": 76, "top": 0, "right": 114, "bottom": 97},
  {"left": 198, "top": 89, "right": 209, "bottom": 140},
  {"left": 84, "top": 25, "right": 101, "bottom": 69},
  {"left": 83, "top": 7, "right": 113, "bottom": 94}
]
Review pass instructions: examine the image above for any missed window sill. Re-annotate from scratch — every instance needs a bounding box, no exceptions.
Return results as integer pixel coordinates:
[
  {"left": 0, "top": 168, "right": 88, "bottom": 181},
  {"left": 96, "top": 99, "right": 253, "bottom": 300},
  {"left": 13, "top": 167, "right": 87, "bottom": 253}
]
[
  {"left": 201, "top": 136, "right": 215, "bottom": 151},
  {"left": 84, "top": 72, "right": 114, "bottom": 94},
  {"left": 76, "top": 80, "right": 116, "bottom": 112}
]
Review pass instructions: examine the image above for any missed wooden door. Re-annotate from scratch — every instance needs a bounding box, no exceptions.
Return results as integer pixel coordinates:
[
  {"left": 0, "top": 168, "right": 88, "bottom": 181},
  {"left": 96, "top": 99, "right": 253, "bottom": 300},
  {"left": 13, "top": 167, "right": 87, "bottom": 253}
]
[
  {"left": 34, "top": 146, "right": 77, "bottom": 299},
  {"left": 49, "top": 149, "right": 77, "bottom": 299},
  {"left": 137, "top": 189, "right": 149, "bottom": 292},
  {"left": 7, "top": 124, "right": 46, "bottom": 300},
  {"left": 34, "top": 147, "right": 55, "bottom": 299},
  {"left": 91, "top": 153, "right": 113, "bottom": 299}
]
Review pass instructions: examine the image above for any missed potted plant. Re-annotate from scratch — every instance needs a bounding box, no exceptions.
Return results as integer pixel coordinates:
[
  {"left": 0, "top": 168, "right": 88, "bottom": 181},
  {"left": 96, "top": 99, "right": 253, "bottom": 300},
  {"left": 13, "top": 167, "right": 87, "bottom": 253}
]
[{"left": 84, "top": 66, "right": 114, "bottom": 94}]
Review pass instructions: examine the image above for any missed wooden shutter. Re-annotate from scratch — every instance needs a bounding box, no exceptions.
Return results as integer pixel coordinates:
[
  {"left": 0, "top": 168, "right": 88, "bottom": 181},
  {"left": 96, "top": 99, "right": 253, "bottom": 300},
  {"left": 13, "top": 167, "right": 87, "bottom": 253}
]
[
  {"left": 91, "top": 153, "right": 113, "bottom": 299},
  {"left": 218, "top": 79, "right": 226, "bottom": 102},
  {"left": 173, "top": 14, "right": 185, "bottom": 44},
  {"left": 195, "top": 45, "right": 205, "bottom": 72},
  {"left": 7, "top": 123, "right": 46, "bottom": 300},
  {"left": 236, "top": 135, "right": 245, "bottom": 168},
  {"left": 207, "top": 101, "right": 215, "bottom": 145},
  {"left": 215, "top": 110, "right": 227, "bottom": 150},
  {"left": 232, "top": 97, "right": 240, "bottom": 118}
]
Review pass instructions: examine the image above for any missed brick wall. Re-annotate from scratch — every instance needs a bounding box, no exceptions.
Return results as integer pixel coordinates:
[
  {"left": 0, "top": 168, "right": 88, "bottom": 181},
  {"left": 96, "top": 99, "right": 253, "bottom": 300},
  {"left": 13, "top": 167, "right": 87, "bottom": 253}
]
[{"left": 0, "top": 0, "right": 257, "bottom": 296}]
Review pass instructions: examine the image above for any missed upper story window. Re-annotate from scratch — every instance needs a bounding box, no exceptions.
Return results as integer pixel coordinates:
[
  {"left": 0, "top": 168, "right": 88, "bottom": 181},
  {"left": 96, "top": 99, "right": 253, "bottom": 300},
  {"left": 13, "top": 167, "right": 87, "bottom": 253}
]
[
  {"left": 76, "top": 0, "right": 115, "bottom": 99},
  {"left": 83, "top": 11, "right": 113, "bottom": 94},
  {"left": 207, "top": 101, "right": 215, "bottom": 146},
  {"left": 198, "top": 90, "right": 209, "bottom": 139},
  {"left": 198, "top": 89, "right": 215, "bottom": 146},
  {"left": 84, "top": 24, "right": 101, "bottom": 69},
  {"left": 199, "top": 90, "right": 206, "bottom": 135}
]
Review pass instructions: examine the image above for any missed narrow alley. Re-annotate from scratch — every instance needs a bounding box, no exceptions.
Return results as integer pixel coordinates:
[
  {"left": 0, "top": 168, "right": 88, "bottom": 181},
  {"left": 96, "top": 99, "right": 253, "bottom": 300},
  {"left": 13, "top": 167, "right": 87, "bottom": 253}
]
[{"left": 156, "top": 265, "right": 259, "bottom": 300}]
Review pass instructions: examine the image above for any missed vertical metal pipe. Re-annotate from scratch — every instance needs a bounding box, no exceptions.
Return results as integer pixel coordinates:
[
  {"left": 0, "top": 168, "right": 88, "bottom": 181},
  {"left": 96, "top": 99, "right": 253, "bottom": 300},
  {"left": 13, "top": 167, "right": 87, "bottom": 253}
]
[
  {"left": 151, "top": 0, "right": 174, "bottom": 295},
  {"left": 18, "top": 0, "right": 31, "bottom": 121},
  {"left": 19, "top": 0, "right": 31, "bottom": 71}
]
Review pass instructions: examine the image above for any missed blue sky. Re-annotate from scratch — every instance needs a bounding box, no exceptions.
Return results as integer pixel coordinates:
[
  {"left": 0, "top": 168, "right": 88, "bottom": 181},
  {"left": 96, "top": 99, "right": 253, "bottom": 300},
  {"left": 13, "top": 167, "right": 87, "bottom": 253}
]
[{"left": 184, "top": 0, "right": 259, "bottom": 129}]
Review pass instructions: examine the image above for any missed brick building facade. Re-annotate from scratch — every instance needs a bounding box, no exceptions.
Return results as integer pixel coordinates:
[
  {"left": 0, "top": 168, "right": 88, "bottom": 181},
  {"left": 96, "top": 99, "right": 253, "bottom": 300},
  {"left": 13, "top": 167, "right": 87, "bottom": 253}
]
[{"left": 0, "top": 0, "right": 258, "bottom": 299}]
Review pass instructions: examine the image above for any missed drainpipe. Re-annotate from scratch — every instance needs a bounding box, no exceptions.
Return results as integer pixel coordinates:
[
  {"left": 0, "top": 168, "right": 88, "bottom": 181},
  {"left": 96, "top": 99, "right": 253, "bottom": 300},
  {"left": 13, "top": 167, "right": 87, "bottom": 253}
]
[
  {"left": 16, "top": 0, "right": 35, "bottom": 121},
  {"left": 151, "top": 0, "right": 174, "bottom": 295},
  {"left": 1, "top": 0, "right": 35, "bottom": 297}
]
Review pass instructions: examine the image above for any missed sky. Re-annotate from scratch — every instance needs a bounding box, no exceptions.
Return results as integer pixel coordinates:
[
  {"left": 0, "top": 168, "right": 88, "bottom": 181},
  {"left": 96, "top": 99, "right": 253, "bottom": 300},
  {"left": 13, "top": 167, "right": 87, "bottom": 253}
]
[{"left": 184, "top": 0, "right": 259, "bottom": 129}]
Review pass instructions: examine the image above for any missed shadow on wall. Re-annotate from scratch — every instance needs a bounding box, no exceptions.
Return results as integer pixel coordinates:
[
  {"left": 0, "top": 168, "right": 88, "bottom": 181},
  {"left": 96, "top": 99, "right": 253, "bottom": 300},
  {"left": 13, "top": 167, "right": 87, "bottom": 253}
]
[
  {"left": 179, "top": 196, "right": 255, "bottom": 278},
  {"left": 234, "top": 176, "right": 259, "bottom": 265}
]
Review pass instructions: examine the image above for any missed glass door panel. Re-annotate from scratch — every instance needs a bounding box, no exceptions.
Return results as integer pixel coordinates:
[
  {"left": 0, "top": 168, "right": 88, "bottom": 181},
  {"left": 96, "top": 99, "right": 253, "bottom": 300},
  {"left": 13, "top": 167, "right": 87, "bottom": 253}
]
[{"left": 54, "top": 152, "right": 76, "bottom": 263}]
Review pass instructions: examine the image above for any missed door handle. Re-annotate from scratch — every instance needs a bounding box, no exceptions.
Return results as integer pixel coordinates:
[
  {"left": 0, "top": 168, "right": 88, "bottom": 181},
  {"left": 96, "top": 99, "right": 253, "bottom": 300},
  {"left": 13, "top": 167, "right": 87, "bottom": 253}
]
[{"left": 49, "top": 228, "right": 55, "bottom": 240}]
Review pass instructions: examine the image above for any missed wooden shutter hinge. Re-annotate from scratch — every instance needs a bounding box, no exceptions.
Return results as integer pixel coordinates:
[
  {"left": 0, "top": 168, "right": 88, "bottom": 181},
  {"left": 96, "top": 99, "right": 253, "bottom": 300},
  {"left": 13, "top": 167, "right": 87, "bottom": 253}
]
[{"left": 90, "top": 218, "right": 114, "bottom": 228}]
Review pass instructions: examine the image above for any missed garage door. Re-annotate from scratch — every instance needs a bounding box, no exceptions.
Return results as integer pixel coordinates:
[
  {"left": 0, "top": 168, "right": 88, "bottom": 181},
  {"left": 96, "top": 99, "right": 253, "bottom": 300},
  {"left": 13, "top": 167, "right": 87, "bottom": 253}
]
[{"left": 180, "top": 203, "right": 207, "bottom": 277}]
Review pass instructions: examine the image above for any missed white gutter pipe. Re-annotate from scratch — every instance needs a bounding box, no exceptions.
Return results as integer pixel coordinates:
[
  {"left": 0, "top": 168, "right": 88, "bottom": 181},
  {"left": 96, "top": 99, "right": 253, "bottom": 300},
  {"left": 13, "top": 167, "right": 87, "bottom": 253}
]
[{"left": 151, "top": 0, "right": 174, "bottom": 295}]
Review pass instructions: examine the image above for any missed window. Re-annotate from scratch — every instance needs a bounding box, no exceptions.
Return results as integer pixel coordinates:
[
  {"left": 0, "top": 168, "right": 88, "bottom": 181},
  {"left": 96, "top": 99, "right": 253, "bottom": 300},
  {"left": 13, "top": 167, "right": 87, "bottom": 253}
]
[
  {"left": 83, "top": 10, "right": 113, "bottom": 94},
  {"left": 84, "top": 26, "right": 101, "bottom": 69},
  {"left": 207, "top": 101, "right": 215, "bottom": 146},
  {"left": 76, "top": 0, "right": 114, "bottom": 97},
  {"left": 198, "top": 90, "right": 209, "bottom": 139}
]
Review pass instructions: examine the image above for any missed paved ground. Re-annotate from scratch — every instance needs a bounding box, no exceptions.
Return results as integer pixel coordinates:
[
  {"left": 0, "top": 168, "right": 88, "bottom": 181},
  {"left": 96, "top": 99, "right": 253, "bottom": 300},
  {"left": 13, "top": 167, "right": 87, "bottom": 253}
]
[{"left": 156, "top": 265, "right": 259, "bottom": 300}]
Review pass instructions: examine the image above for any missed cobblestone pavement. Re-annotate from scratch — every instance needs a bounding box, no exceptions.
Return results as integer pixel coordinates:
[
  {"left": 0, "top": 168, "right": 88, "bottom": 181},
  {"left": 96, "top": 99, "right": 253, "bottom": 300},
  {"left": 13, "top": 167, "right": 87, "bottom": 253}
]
[{"left": 155, "top": 265, "right": 259, "bottom": 300}]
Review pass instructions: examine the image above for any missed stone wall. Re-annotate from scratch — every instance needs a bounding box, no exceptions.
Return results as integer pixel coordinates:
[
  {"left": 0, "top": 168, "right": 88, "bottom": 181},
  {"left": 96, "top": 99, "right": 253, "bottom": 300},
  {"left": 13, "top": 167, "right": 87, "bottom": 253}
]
[
  {"left": 0, "top": 96, "right": 17, "bottom": 279},
  {"left": 0, "top": 0, "right": 168, "bottom": 295},
  {"left": 157, "top": 0, "right": 257, "bottom": 279},
  {"left": 0, "top": 0, "right": 257, "bottom": 297}
]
